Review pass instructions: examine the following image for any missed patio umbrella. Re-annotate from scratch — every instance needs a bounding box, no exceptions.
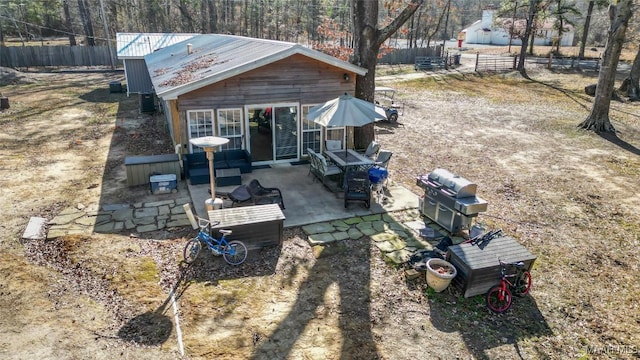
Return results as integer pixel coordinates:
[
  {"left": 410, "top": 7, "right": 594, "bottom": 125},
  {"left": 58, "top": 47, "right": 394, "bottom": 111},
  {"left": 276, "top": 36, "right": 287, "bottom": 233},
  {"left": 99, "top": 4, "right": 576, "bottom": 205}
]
[
  {"left": 306, "top": 93, "right": 386, "bottom": 158},
  {"left": 306, "top": 93, "right": 387, "bottom": 128}
]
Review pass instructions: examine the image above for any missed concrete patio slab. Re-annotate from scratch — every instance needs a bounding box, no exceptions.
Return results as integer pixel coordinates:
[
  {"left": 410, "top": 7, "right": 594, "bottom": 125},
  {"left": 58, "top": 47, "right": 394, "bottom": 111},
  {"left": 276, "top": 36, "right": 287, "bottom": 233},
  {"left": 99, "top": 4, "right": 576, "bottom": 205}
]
[{"left": 186, "top": 164, "right": 419, "bottom": 228}]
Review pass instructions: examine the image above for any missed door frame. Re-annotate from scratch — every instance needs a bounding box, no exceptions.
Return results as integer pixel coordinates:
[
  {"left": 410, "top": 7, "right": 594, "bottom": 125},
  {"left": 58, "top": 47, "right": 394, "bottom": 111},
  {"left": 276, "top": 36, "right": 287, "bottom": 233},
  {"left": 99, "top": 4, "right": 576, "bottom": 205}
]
[{"left": 244, "top": 102, "right": 300, "bottom": 165}]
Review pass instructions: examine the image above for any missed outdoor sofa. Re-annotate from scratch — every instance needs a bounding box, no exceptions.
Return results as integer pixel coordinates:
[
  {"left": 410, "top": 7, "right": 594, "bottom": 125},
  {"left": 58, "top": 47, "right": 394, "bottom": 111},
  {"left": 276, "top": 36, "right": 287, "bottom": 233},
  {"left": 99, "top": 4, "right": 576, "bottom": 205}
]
[{"left": 183, "top": 149, "right": 252, "bottom": 185}]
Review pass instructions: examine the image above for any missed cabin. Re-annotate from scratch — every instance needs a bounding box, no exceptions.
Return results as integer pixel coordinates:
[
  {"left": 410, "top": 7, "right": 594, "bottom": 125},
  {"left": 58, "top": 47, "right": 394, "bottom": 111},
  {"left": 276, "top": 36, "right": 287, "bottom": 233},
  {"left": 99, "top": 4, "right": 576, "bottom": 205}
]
[{"left": 144, "top": 34, "right": 367, "bottom": 166}]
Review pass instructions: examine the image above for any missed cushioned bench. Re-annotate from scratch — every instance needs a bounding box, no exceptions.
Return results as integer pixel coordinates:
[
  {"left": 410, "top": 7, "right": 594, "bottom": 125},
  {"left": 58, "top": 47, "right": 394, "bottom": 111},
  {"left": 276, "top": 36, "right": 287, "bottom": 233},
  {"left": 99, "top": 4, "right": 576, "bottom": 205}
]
[{"left": 184, "top": 149, "right": 252, "bottom": 185}]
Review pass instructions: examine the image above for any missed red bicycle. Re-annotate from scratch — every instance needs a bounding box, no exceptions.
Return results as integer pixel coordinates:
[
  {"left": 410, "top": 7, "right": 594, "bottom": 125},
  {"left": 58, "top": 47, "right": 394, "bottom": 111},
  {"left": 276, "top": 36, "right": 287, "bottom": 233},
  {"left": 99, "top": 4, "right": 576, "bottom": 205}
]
[{"left": 485, "top": 260, "right": 532, "bottom": 313}]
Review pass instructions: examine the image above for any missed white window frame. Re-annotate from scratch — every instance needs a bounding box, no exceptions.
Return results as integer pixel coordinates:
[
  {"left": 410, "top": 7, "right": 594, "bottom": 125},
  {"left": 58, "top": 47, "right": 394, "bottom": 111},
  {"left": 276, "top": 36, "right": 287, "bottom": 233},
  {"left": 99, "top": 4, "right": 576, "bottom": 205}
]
[
  {"left": 187, "top": 110, "right": 215, "bottom": 153},
  {"left": 301, "top": 104, "right": 323, "bottom": 156},
  {"left": 217, "top": 108, "right": 244, "bottom": 151}
]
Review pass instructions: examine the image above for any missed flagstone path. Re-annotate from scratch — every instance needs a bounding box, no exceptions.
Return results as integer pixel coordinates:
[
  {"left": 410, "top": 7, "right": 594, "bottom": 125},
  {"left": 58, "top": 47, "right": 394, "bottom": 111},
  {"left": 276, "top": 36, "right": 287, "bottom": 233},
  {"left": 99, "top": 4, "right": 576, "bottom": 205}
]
[{"left": 301, "top": 209, "right": 466, "bottom": 265}]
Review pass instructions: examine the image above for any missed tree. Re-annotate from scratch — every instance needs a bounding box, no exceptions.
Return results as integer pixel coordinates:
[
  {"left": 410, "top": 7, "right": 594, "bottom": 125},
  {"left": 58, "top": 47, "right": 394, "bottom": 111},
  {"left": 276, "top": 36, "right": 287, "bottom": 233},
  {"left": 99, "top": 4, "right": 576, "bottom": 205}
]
[
  {"left": 351, "top": 0, "right": 424, "bottom": 149},
  {"left": 552, "top": 0, "right": 581, "bottom": 54},
  {"left": 617, "top": 46, "right": 640, "bottom": 100},
  {"left": 516, "top": 0, "right": 539, "bottom": 75},
  {"left": 578, "top": 0, "right": 608, "bottom": 59},
  {"left": 578, "top": 0, "right": 634, "bottom": 133},
  {"left": 77, "top": 0, "right": 95, "bottom": 46}
]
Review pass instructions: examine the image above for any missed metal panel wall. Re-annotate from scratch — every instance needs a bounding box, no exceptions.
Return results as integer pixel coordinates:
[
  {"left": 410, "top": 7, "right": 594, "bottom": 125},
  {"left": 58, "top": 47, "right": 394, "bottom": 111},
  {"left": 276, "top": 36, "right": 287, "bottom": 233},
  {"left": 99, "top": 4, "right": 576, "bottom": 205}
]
[{"left": 125, "top": 59, "right": 154, "bottom": 94}]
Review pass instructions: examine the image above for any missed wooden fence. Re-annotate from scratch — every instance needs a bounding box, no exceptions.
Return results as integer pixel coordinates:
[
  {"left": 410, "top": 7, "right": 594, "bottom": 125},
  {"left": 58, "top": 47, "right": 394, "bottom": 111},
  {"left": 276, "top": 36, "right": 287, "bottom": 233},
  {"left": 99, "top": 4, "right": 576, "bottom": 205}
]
[
  {"left": 379, "top": 46, "right": 442, "bottom": 65},
  {"left": 0, "top": 45, "right": 120, "bottom": 68}
]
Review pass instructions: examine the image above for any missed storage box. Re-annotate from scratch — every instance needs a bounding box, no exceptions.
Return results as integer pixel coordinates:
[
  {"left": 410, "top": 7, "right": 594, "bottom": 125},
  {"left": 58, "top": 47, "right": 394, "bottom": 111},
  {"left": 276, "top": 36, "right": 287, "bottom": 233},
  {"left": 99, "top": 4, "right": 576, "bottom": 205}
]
[
  {"left": 150, "top": 174, "right": 177, "bottom": 194},
  {"left": 447, "top": 235, "right": 536, "bottom": 298},
  {"left": 109, "top": 81, "right": 122, "bottom": 93}
]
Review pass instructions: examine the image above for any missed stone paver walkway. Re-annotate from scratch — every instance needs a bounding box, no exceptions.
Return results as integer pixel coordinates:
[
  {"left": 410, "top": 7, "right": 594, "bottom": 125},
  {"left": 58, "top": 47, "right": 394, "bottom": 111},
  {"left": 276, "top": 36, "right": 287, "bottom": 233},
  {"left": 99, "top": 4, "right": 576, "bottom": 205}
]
[
  {"left": 301, "top": 209, "right": 466, "bottom": 265},
  {"left": 46, "top": 197, "right": 193, "bottom": 239}
]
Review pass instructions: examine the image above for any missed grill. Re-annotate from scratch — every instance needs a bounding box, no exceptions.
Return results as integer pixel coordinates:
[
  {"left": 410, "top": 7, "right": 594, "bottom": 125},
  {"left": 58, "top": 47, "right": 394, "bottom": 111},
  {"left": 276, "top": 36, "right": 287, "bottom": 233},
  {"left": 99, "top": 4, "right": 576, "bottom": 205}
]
[{"left": 416, "top": 169, "right": 488, "bottom": 233}]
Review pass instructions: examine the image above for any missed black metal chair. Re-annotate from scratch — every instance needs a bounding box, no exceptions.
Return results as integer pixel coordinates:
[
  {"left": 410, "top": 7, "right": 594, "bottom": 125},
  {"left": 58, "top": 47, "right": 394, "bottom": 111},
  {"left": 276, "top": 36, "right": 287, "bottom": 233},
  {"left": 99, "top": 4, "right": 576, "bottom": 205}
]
[
  {"left": 247, "top": 179, "right": 285, "bottom": 209},
  {"left": 343, "top": 171, "right": 371, "bottom": 209}
]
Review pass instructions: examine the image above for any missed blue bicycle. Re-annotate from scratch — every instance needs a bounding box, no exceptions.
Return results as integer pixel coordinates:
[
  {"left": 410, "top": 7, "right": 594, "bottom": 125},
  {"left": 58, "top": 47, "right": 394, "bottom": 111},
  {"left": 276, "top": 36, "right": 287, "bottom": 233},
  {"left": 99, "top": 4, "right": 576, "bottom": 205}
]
[{"left": 183, "top": 217, "right": 248, "bottom": 266}]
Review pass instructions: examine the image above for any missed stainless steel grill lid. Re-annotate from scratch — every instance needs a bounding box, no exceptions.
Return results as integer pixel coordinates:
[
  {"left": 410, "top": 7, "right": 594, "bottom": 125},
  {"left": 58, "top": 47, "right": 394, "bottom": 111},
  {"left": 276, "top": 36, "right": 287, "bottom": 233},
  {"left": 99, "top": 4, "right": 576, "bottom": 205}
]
[{"left": 427, "top": 168, "right": 477, "bottom": 198}]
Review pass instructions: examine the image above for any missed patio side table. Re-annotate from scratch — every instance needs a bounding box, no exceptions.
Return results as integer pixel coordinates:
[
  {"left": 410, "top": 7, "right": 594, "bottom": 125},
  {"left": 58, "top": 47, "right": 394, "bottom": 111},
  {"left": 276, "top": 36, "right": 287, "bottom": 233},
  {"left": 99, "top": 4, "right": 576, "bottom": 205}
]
[{"left": 215, "top": 168, "right": 242, "bottom": 187}]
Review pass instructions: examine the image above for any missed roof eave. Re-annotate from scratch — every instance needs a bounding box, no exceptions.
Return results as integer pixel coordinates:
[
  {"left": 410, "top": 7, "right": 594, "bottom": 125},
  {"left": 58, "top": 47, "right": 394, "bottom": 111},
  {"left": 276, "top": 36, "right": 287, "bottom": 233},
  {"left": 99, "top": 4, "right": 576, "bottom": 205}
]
[{"left": 156, "top": 45, "right": 368, "bottom": 100}]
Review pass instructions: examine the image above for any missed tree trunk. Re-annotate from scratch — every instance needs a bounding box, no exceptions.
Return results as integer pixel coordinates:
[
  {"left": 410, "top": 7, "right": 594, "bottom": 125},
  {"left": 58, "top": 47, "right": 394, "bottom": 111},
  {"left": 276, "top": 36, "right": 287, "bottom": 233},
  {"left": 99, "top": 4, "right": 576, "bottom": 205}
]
[
  {"left": 618, "top": 47, "right": 640, "bottom": 100},
  {"left": 77, "top": 0, "right": 95, "bottom": 46},
  {"left": 578, "top": 0, "right": 634, "bottom": 133},
  {"left": 208, "top": 0, "right": 218, "bottom": 33},
  {"left": 578, "top": 0, "right": 595, "bottom": 59},
  {"left": 517, "top": 0, "right": 537, "bottom": 75},
  {"left": 63, "top": 0, "right": 77, "bottom": 46},
  {"left": 352, "top": 0, "right": 423, "bottom": 149}
]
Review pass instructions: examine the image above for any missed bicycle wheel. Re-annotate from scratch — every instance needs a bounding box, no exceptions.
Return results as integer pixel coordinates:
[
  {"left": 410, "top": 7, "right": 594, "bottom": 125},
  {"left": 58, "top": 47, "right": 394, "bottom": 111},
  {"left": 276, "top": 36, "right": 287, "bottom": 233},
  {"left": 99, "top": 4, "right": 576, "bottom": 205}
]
[
  {"left": 486, "top": 285, "right": 513, "bottom": 313},
  {"left": 223, "top": 240, "right": 247, "bottom": 266},
  {"left": 513, "top": 271, "right": 532, "bottom": 297},
  {"left": 183, "top": 238, "right": 203, "bottom": 264}
]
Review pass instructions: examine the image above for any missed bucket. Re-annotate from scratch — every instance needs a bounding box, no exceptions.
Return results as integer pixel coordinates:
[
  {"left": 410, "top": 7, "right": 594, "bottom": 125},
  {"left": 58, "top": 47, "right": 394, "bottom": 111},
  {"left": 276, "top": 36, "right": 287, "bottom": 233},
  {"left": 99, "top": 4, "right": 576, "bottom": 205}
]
[
  {"left": 205, "top": 198, "right": 223, "bottom": 211},
  {"left": 425, "top": 258, "right": 457, "bottom": 292}
]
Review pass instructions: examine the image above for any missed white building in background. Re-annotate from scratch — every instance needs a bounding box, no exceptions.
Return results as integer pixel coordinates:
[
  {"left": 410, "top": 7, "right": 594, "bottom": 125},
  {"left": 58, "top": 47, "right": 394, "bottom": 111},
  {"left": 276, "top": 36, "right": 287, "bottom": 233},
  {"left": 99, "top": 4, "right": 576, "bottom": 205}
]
[{"left": 461, "top": 7, "right": 575, "bottom": 47}]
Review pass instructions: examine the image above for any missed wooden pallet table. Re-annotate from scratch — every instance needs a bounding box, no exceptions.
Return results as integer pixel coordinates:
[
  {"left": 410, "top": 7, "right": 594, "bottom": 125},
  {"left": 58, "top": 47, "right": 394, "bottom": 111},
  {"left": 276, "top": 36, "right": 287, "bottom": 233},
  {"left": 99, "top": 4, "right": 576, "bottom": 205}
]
[{"left": 446, "top": 235, "right": 536, "bottom": 298}]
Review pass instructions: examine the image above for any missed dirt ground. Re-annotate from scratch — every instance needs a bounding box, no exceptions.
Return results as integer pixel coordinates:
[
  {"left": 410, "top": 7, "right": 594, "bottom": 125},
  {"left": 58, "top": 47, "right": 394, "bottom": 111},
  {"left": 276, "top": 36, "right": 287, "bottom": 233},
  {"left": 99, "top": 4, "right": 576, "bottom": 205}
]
[{"left": 1, "top": 61, "right": 639, "bottom": 360}]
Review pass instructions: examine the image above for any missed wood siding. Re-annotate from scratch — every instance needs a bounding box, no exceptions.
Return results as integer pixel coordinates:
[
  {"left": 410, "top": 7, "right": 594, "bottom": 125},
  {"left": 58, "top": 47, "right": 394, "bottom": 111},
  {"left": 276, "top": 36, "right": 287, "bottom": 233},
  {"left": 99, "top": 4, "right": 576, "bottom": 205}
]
[{"left": 178, "top": 54, "right": 354, "bottom": 109}]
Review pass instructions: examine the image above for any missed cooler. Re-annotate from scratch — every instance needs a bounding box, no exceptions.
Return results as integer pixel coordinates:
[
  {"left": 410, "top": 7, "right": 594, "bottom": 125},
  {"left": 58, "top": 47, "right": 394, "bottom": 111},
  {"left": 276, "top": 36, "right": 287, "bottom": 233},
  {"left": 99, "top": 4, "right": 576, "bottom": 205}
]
[{"left": 150, "top": 174, "right": 177, "bottom": 194}]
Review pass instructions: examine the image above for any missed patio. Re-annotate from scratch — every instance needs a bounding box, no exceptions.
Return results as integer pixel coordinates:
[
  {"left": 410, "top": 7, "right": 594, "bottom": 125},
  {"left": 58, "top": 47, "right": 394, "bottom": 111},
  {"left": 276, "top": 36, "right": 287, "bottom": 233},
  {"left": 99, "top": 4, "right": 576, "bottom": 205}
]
[{"left": 186, "top": 163, "right": 419, "bottom": 228}]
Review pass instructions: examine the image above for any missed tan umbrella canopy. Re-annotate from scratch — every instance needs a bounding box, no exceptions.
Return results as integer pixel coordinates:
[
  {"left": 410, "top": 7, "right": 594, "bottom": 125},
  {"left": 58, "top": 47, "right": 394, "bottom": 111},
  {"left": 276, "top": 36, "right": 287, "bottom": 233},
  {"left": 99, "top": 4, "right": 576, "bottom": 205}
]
[{"left": 306, "top": 93, "right": 387, "bottom": 127}]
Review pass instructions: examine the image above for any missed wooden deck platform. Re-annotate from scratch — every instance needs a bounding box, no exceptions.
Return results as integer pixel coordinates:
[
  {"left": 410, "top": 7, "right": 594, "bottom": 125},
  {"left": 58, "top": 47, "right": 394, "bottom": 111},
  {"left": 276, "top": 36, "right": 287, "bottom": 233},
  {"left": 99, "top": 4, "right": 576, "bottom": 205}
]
[{"left": 446, "top": 235, "right": 536, "bottom": 298}]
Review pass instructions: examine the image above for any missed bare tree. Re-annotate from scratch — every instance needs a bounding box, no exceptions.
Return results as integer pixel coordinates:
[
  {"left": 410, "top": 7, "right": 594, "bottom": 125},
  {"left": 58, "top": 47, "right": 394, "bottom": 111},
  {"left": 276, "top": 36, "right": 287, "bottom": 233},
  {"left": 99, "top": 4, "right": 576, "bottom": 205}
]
[
  {"left": 62, "top": 0, "right": 76, "bottom": 46},
  {"left": 352, "top": 0, "right": 424, "bottom": 148},
  {"left": 618, "top": 47, "right": 640, "bottom": 100},
  {"left": 578, "top": 0, "right": 609, "bottom": 59},
  {"left": 578, "top": 0, "right": 634, "bottom": 133},
  {"left": 77, "top": 0, "right": 95, "bottom": 46},
  {"left": 516, "top": 0, "right": 538, "bottom": 76}
]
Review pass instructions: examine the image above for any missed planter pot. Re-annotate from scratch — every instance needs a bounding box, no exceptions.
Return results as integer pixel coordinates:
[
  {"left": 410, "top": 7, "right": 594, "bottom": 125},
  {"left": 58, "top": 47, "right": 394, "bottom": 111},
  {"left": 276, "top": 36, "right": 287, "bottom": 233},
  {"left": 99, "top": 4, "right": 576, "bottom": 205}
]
[{"left": 426, "top": 258, "right": 457, "bottom": 292}]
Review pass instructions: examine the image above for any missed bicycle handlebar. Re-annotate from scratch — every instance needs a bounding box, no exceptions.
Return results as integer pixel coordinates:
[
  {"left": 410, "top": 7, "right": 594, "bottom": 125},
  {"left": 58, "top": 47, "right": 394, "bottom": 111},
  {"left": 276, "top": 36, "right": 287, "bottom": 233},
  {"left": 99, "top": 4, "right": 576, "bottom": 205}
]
[{"left": 196, "top": 216, "right": 220, "bottom": 230}]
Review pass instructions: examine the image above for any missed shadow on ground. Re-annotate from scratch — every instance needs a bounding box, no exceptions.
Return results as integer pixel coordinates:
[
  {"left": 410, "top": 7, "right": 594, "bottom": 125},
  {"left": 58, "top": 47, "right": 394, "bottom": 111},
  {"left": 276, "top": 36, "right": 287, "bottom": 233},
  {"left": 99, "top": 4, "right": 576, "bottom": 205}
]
[
  {"left": 251, "top": 239, "right": 379, "bottom": 359},
  {"left": 430, "top": 292, "right": 553, "bottom": 359}
]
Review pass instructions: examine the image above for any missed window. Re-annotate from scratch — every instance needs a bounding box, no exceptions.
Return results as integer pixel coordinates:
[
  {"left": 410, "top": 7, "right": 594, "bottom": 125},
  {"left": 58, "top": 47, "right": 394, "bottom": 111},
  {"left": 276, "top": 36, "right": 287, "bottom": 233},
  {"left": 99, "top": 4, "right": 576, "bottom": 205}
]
[
  {"left": 217, "top": 108, "right": 244, "bottom": 150},
  {"left": 326, "top": 127, "right": 345, "bottom": 150},
  {"left": 301, "top": 105, "right": 322, "bottom": 155},
  {"left": 187, "top": 110, "right": 214, "bottom": 153}
]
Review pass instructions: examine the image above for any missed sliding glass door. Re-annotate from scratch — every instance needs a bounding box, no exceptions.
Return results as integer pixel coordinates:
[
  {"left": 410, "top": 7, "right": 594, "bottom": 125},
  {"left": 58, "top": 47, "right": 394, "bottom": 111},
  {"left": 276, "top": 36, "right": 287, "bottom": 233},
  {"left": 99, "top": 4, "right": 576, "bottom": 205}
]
[{"left": 247, "top": 103, "right": 299, "bottom": 164}]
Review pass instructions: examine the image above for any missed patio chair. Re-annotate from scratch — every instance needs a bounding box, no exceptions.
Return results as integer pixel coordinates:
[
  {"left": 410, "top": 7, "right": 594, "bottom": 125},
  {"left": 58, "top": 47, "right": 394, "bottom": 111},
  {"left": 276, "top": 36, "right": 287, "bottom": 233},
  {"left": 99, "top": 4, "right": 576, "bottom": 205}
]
[
  {"left": 212, "top": 186, "right": 252, "bottom": 207},
  {"left": 247, "top": 179, "right": 285, "bottom": 209},
  {"left": 362, "top": 140, "right": 381, "bottom": 159},
  {"left": 307, "top": 148, "right": 322, "bottom": 178},
  {"left": 315, "top": 153, "right": 343, "bottom": 190},
  {"left": 325, "top": 139, "right": 342, "bottom": 152},
  {"left": 374, "top": 150, "right": 393, "bottom": 168},
  {"left": 344, "top": 170, "right": 371, "bottom": 209}
]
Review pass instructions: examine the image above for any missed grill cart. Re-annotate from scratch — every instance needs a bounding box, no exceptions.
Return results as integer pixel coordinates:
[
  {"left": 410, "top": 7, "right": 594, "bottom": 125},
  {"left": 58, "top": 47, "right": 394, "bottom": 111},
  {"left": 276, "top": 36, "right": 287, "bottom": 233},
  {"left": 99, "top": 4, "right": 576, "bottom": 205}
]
[{"left": 416, "top": 169, "right": 488, "bottom": 234}]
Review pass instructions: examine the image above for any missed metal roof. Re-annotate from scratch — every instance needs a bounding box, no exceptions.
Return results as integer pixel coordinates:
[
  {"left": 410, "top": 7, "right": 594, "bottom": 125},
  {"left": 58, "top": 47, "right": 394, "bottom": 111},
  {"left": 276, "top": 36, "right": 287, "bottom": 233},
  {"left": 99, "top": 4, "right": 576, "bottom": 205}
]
[
  {"left": 116, "top": 33, "right": 198, "bottom": 59},
  {"left": 144, "top": 34, "right": 368, "bottom": 99}
]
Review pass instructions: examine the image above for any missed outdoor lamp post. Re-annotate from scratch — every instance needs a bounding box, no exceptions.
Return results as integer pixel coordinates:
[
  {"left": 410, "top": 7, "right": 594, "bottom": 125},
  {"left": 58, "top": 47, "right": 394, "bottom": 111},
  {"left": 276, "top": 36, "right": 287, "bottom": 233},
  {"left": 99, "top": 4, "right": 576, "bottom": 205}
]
[{"left": 189, "top": 136, "right": 229, "bottom": 211}]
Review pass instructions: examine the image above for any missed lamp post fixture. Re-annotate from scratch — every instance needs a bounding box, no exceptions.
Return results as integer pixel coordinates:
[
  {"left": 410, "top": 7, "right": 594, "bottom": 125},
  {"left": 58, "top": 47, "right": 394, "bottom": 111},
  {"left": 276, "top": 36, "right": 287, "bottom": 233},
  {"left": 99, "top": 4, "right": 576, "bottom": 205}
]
[{"left": 189, "top": 136, "right": 229, "bottom": 210}]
